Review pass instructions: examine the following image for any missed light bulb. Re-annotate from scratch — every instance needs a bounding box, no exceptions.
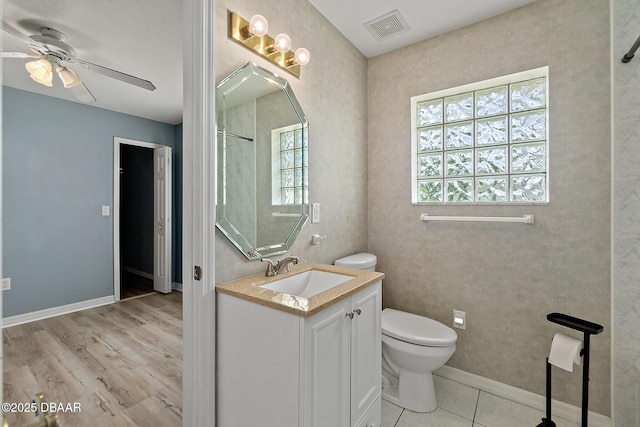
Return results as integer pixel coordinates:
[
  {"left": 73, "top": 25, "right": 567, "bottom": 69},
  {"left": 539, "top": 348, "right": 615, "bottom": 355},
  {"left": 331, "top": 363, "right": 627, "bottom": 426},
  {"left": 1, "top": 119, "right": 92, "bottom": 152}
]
[
  {"left": 274, "top": 33, "right": 292, "bottom": 53},
  {"left": 294, "top": 47, "right": 310, "bottom": 66},
  {"left": 248, "top": 15, "right": 268, "bottom": 37},
  {"left": 26, "top": 59, "right": 53, "bottom": 87}
]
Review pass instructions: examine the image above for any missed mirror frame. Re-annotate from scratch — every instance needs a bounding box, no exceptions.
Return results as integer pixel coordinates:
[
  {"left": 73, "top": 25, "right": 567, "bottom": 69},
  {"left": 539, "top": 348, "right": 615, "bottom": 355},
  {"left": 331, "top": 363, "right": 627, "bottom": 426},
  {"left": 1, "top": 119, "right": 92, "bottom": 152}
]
[{"left": 216, "top": 62, "right": 308, "bottom": 260}]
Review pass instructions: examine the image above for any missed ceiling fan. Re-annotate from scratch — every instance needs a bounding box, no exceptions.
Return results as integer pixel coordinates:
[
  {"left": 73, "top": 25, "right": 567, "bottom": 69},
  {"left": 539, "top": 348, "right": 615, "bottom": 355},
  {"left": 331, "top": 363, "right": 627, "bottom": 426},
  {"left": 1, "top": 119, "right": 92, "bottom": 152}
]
[{"left": 1, "top": 21, "right": 156, "bottom": 103}]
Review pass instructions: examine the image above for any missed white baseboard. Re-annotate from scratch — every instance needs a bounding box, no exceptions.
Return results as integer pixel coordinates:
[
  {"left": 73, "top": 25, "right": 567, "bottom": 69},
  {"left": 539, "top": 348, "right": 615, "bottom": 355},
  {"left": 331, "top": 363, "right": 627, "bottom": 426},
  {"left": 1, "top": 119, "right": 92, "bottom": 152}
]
[
  {"left": 122, "top": 268, "right": 181, "bottom": 292},
  {"left": 435, "top": 365, "right": 611, "bottom": 427},
  {"left": 2, "top": 296, "right": 115, "bottom": 328},
  {"left": 122, "top": 266, "right": 154, "bottom": 280}
]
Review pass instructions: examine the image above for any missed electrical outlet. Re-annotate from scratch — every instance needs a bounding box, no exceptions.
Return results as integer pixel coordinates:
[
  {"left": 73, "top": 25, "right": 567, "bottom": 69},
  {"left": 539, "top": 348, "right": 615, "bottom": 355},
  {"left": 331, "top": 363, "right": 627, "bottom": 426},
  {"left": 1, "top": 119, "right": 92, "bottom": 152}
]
[
  {"left": 453, "top": 309, "right": 466, "bottom": 330},
  {"left": 2, "top": 278, "right": 11, "bottom": 291}
]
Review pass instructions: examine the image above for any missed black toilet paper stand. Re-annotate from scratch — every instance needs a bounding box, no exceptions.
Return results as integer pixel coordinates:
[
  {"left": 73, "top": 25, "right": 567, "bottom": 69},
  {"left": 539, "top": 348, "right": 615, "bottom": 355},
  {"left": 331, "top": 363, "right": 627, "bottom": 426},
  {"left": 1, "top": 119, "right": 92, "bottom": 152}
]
[{"left": 536, "top": 313, "right": 603, "bottom": 427}]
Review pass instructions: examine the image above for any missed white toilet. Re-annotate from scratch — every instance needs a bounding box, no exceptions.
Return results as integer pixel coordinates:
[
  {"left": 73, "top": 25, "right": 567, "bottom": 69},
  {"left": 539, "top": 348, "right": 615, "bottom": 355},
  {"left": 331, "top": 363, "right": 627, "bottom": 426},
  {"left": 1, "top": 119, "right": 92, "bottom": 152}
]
[
  {"left": 381, "top": 308, "right": 457, "bottom": 412},
  {"left": 335, "top": 253, "right": 458, "bottom": 413}
]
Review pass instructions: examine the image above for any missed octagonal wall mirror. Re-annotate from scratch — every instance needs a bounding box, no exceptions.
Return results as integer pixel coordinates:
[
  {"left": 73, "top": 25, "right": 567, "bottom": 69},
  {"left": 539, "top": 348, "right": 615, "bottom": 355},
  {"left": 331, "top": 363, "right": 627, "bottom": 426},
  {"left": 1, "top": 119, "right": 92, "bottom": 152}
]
[{"left": 216, "top": 62, "right": 308, "bottom": 260}]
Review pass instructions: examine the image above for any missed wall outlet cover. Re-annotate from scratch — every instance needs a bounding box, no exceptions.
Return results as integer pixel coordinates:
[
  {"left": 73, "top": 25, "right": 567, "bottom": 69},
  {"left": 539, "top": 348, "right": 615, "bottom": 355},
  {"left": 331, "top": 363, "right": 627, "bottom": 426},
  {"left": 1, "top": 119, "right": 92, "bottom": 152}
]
[{"left": 453, "top": 309, "right": 466, "bottom": 330}]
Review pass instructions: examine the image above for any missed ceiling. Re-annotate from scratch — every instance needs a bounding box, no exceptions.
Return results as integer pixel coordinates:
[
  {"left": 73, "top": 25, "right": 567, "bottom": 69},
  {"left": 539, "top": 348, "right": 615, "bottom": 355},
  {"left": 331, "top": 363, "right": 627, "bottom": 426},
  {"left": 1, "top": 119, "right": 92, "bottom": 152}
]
[
  {"left": 2, "top": 0, "right": 537, "bottom": 124},
  {"left": 309, "top": 0, "right": 538, "bottom": 58},
  {"left": 2, "top": 0, "right": 183, "bottom": 125}
]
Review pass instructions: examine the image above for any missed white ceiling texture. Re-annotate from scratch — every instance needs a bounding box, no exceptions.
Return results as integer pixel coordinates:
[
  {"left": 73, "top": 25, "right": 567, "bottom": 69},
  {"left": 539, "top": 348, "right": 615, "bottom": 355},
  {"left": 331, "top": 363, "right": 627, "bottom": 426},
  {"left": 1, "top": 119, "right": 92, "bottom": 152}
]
[
  {"left": 309, "top": 0, "right": 538, "bottom": 58},
  {"left": 2, "top": 0, "right": 537, "bottom": 124}
]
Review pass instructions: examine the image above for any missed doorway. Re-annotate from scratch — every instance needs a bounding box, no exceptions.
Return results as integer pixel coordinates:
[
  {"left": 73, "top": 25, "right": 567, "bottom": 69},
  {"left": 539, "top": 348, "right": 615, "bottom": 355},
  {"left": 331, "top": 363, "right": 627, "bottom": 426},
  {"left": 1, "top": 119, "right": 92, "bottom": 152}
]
[{"left": 114, "top": 137, "right": 172, "bottom": 301}]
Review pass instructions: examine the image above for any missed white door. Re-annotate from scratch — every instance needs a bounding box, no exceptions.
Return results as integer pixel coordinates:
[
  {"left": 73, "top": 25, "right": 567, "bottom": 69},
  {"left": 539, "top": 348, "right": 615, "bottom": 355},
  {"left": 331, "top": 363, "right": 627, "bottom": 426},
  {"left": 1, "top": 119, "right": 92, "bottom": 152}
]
[{"left": 154, "top": 146, "right": 172, "bottom": 293}]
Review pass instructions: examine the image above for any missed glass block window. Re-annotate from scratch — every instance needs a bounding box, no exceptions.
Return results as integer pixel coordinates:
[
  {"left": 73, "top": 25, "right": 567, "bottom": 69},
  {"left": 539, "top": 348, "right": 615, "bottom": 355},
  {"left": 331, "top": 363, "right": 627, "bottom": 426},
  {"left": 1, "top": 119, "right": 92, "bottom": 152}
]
[
  {"left": 271, "top": 124, "right": 308, "bottom": 205},
  {"left": 411, "top": 67, "right": 548, "bottom": 204}
]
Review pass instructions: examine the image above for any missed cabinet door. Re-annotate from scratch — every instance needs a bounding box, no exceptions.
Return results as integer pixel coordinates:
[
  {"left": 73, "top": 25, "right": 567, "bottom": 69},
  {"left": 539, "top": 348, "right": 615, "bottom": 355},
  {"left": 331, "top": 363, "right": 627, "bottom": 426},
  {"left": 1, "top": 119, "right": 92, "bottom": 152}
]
[
  {"left": 355, "top": 397, "right": 381, "bottom": 427},
  {"left": 304, "top": 299, "right": 351, "bottom": 427},
  {"left": 350, "top": 281, "right": 382, "bottom": 426}
]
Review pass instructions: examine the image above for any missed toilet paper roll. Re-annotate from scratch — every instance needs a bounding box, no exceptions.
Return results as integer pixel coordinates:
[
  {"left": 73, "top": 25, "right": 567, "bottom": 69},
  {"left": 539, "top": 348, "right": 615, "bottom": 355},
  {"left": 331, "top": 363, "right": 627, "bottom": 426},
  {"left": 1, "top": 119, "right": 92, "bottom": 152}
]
[{"left": 548, "top": 332, "right": 583, "bottom": 372}]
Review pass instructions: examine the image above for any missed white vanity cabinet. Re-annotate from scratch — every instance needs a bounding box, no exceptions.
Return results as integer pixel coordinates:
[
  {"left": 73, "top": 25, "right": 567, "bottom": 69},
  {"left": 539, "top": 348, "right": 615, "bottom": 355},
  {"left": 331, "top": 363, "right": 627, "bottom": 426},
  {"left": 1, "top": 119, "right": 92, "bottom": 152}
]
[{"left": 217, "top": 280, "right": 382, "bottom": 427}]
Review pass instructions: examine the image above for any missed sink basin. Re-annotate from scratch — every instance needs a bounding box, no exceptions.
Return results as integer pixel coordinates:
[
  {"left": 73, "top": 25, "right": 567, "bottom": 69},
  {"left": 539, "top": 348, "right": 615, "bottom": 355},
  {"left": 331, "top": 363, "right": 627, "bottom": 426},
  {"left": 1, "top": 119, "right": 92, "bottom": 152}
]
[{"left": 261, "top": 269, "right": 354, "bottom": 298}]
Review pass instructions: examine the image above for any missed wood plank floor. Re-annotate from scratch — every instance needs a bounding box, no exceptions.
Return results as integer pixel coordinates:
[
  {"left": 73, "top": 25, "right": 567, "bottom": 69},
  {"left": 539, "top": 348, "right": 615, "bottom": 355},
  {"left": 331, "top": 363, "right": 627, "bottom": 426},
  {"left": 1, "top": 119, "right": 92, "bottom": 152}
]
[
  {"left": 3, "top": 292, "right": 182, "bottom": 427},
  {"left": 120, "top": 270, "right": 155, "bottom": 300}
]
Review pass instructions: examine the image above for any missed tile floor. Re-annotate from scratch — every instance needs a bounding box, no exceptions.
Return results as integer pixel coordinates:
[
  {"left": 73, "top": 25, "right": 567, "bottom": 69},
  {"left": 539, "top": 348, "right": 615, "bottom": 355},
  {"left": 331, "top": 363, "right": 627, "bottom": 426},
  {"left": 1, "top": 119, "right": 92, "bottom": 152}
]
[{"left": 382, "top": 374, "right": 580, "bottom": 427}]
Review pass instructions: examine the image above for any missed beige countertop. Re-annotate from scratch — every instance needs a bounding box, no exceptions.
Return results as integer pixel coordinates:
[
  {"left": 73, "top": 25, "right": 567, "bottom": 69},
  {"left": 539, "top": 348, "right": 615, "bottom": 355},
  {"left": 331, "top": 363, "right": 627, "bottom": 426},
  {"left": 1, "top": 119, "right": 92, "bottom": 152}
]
[{"left": 215, "top": 263, "right": 385, "bottom": 317}]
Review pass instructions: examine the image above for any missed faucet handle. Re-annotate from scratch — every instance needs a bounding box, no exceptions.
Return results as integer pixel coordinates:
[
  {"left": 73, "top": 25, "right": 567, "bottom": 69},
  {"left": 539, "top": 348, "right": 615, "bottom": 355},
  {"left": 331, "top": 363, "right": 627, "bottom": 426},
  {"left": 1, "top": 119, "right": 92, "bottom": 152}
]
[{"left": 261, "top": 258, "right": 277, "bottom": 276}]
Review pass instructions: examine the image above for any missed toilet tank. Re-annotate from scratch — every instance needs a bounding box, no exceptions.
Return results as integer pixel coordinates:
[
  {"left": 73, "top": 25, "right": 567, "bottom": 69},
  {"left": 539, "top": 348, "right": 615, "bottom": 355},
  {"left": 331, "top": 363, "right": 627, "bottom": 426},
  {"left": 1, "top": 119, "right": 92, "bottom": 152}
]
[{"left": 334, "top": 253, "right": 377, "bottom": 272}]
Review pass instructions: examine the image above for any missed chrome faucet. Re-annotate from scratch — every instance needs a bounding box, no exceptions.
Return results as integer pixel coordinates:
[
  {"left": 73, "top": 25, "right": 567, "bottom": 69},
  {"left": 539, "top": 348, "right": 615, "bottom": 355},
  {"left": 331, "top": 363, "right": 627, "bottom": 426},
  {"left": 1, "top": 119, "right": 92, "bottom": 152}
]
[{"left": 261, "top": 255, "right": 300, "bottom": 277}]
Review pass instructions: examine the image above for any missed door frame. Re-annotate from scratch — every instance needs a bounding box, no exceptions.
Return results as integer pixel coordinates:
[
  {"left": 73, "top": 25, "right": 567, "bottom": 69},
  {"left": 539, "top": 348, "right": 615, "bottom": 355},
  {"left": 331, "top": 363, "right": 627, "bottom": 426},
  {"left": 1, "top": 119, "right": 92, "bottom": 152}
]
[
  {"left": 113, "top": 137, "right": 172, "bottom": 301},
  {"left": 183, "top": 0, "right": 216, "bottom": 424}
]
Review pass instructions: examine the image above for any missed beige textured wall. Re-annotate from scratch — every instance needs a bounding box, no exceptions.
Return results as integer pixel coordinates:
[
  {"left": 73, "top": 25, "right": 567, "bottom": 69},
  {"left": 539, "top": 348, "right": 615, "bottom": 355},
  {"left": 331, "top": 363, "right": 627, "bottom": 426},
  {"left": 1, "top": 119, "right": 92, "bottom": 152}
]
[
  {"left": 367, "top": 0, "right": 611, "bottom": 415},
  {"left": 214, "top": 0, "right": 369, "bottom": 283},
  {"left": 612, "top": 0, "right": 640, "bottom": 424}
]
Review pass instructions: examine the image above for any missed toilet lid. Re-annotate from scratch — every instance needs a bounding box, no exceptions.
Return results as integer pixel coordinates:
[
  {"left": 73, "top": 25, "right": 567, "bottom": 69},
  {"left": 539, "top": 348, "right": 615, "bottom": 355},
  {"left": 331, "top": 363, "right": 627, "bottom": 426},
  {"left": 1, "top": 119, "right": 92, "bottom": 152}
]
[{"left": 382, "top": 308, "right": 457, "bottom": 347}]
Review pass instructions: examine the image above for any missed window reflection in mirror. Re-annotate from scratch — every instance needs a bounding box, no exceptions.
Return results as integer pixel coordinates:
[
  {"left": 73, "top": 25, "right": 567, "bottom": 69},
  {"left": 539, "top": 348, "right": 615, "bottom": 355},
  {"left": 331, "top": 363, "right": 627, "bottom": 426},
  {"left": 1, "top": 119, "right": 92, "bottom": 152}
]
[{"left": 216, "top": 62, "right": 308, "bottom": 260}]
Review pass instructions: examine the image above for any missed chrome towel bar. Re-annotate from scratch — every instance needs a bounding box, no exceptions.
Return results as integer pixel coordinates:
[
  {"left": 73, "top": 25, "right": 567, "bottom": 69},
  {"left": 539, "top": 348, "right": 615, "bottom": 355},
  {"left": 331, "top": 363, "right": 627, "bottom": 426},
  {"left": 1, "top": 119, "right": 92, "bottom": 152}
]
[
  {"left": 272, "top": 212, "right": 301, "bottom": 218},
  {"left": 420, "top": 213, "right": 534, "bottom": 224}
]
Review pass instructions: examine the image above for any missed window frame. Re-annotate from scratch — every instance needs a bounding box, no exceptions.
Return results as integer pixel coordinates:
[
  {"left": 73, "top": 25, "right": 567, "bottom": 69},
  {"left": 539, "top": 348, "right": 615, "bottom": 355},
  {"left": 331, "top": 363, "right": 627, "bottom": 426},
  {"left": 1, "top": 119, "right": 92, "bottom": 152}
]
[{"left": 410, "top": 66, "right": 549, "bottom": 205}]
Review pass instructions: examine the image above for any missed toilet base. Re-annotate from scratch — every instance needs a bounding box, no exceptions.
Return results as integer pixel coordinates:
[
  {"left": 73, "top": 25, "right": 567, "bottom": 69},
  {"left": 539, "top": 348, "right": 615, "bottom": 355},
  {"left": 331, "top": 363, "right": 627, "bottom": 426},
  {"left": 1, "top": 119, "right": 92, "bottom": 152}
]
[
  {"left": 381, "top": 384, "right": 401, "bottom": 406},
  {"left": 382, "top": 370, "right": 437, "bottom": 413}
]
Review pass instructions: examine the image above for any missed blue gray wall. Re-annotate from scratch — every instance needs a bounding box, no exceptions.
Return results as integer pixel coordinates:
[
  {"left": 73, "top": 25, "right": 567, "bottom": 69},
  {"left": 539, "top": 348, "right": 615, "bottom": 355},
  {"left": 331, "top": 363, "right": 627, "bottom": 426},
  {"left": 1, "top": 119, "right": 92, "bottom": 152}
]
[
  {"left": 173, "top": 124, "right": 183, "bottom": 286},
  {"left": 3, "top": 86, "right": 182, "bottom": 317}
]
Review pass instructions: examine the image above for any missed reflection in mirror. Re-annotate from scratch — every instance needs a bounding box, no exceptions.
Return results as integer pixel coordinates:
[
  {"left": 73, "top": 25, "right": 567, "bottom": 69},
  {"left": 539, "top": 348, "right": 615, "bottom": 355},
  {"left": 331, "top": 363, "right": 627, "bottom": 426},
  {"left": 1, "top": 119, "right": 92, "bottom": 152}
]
[{"left": 216, "top": 62, "right": 308, "bottom": 260}]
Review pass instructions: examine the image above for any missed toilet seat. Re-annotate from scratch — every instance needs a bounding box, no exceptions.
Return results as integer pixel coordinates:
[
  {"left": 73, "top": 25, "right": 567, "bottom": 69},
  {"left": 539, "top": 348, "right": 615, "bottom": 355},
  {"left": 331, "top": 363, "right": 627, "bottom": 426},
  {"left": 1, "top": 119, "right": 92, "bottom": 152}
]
[{"left": 382, "top": 308, "right": 457, "bottom": 347}]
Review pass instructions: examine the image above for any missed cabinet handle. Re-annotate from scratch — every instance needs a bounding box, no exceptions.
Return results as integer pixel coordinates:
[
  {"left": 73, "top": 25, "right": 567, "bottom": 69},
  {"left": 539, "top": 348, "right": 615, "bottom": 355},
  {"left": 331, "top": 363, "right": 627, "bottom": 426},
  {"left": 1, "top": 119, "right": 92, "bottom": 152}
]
[
  {"left": 354, "top": 308, "right": 362, "bottom": 315},
  {"left": 346, "top": 312, "right": 354, "bottom": 319}
]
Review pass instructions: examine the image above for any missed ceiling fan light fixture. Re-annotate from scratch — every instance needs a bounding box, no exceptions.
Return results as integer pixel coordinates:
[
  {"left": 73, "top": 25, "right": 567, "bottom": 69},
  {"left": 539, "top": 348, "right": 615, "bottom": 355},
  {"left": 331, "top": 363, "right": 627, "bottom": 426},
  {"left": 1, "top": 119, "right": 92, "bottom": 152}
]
[
  {"left": 57, "top": 66, "right": 82, "bottom": 88},
  {"left": 25, "top": 58, "right": 53, "bottom": 87}
]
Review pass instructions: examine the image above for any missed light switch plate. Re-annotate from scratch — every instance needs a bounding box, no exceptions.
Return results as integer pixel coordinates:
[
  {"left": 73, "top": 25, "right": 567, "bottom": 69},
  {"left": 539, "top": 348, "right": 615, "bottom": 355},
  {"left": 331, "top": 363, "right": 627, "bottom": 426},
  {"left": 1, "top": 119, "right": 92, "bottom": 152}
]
[
  {"left": 102, "top": 205, "right": 110, "bottom": 216},
  {"left": 311, "top": 203, "right": 320, "bottom": 223},
  {"left": 2, "top": 278, "right": 11, "bottom": 291}
]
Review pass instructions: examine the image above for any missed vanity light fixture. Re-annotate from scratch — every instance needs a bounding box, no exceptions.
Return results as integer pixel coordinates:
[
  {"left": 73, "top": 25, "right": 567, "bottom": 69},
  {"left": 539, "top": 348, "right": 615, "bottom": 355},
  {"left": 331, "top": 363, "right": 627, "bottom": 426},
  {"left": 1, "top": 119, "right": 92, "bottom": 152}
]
[
  {"left": 229, "top": 11, "right": 310, "bottom": 78},
  {"left": 293, "top": 48, "right": 310, "bottom": 66},
  {"left": 273, "top": 33, "right": 292, "bottom": 53},
  {"left": 248, "top": 15, "right": 269, "bottom": 37}
]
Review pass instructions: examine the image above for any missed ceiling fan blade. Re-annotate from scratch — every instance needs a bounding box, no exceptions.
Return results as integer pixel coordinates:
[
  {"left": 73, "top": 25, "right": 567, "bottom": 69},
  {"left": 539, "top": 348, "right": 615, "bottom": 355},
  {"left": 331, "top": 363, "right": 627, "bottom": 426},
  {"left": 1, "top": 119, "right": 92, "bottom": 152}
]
[
  {"left": 1, "top": 52, "right": 40, "bottom": 59},
  {"left": 70, "top": 82, "right": 96, "bottom": 103},
  {"left": 70, "top": 59, "right": 156, "bottom": 91},
  {"left": 2, "top": 21, "right": 46, "bottom": 49}
]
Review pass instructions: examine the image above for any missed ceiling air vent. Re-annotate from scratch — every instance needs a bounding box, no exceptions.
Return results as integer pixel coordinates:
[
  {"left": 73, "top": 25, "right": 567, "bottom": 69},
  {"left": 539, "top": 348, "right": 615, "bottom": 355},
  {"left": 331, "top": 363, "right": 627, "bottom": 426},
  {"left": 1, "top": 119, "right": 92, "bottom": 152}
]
[{"left": 364, "top": 9, "right": 410, "bottom": 41}]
